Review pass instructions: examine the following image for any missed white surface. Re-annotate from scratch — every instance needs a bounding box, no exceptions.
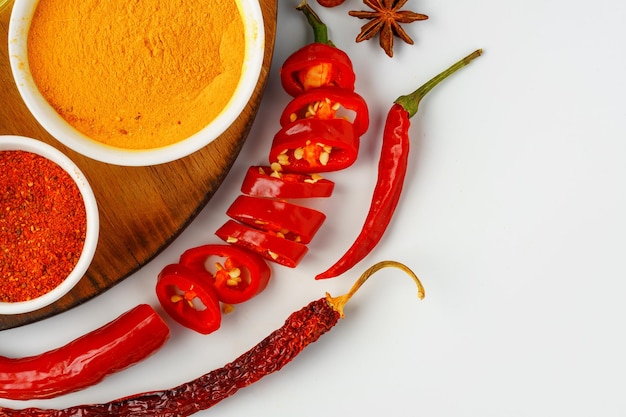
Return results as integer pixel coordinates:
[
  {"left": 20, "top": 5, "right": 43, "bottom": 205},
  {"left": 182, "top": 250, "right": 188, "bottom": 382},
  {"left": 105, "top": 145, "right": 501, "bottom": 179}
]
[{"left": 2, "top": 0, "right": 626, "bottom": 415}]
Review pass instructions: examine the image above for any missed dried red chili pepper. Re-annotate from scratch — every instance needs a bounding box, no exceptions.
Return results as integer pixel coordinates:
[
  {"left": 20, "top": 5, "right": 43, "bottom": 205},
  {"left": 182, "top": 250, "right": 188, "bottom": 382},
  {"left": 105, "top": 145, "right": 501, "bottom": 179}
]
[
  {"left": 0, "top": 261, "right": 424, "bottom": 417},
  {"left": 178, "top": 244, "right": 271, "bottom": 305},
  {"left": 280, "top": 86, "right": 369, "bottom": 137},
  {"left": 226, "top": 195, "right": 326, "bottom": 244},
  {"left": 316, "top": 49, "right": 483, "bottom": 279},
  {"left": 0, "top": 304, "right": 169, "bottom": 400},
  {"left": 269, "top": 118, "right": 359, "bottom": 173},
  {"left": 215, "top": 220, "right": 309, "bottom": 268},
  {"left": 155, "top": 264, "right": 222, "bottom": 334},
  {"left": 280, "top": 2, "right": 356, "bottom": 96},
  {"left": 240, "top": 166, "right": 335, "bottom": 199}
]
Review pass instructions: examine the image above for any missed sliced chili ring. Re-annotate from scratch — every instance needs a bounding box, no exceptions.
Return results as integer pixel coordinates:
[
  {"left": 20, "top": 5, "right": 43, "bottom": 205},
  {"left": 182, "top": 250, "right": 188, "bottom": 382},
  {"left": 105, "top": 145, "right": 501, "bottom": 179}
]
[
  {"left": 179, "top": 244, "right": 271, "bottom": 305},
  {"left": 269, "top": 118, "right": 359, "bottom": 173},
  {"left": 280, "top": 43, "right": 356, "bottom": 96},
  {"left": 240, "top": 166, "right": 335, "bottom": 199},
  {"left": 279, "top": 87, "right": 369, "bottom": 137},
  {"left": 226, "top": 195, "right": 326, "bottom": 244},
  {"left": 155, "top": 264, "right": 221, "bottom": 335},
  {"left": 215, "top": 220, "right": 308, "bottom": 268}
]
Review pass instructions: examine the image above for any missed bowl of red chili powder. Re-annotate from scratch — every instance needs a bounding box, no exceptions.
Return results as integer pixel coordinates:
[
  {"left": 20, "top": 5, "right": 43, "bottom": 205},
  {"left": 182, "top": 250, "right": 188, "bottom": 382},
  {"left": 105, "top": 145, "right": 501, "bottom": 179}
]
[
  {"left": 0, "top": 135, "right": 99, "bottom": 315},
  {"left": 7, "top": 0, "right": 264, "bottom": 166}
]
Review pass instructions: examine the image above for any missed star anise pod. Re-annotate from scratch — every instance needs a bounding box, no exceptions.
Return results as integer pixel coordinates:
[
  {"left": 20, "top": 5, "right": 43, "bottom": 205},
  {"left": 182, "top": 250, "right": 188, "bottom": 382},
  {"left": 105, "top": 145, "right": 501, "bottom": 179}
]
[{"left": 349, "top": 0, "right": 428, "bottom": 57}]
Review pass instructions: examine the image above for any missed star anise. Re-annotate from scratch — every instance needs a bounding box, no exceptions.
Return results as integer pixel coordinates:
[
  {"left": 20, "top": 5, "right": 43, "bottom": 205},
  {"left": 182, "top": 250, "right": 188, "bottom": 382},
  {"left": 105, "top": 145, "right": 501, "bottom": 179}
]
[{"left": 349, "top": 0, "right": 428, "bottom": 57}]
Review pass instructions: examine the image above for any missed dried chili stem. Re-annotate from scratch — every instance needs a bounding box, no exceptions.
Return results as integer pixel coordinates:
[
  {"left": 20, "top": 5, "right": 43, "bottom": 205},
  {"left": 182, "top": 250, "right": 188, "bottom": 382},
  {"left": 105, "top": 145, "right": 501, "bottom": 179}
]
[{"left": 327, "top": 260, "right": 425, "bottom": 318}]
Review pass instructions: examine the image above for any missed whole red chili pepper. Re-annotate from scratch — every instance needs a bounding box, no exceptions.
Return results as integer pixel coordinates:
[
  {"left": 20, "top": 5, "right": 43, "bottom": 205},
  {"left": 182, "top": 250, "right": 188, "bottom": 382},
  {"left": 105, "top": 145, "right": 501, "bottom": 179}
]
[
  {"left": 0, "top": 304, "right": 169, "bottom": 400},
  {"left": 316, "top": 49, "right": 483, "bottom": 279},
  {"left": 0, "top": 261, "right": 424, "bottom": 417}
]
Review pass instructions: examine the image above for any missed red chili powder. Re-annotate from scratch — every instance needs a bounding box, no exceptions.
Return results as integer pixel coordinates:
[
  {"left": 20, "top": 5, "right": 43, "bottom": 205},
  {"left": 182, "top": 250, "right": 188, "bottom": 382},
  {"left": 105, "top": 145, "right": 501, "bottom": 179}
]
[{"left": 0, "top": 150, "right": 87, "bottom": 303}]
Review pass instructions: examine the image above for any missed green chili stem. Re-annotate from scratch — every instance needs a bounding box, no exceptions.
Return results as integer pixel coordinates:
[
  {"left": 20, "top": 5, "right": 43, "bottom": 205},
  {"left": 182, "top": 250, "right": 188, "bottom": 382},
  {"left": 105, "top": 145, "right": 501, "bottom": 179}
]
[
  {"left": 296, "top": 0, "right": 334, "bottom": 46},
  {"left": 395, "top": 49, "right": 483, "bottom": 119},
  {"left": 326, "top": 260, "right": 425, "bottom": 318}
]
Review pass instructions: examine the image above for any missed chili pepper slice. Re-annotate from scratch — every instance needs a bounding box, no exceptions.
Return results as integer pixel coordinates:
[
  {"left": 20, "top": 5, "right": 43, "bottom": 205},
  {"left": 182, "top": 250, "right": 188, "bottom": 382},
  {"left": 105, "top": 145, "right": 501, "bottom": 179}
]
[
  {"left": 280, "top": 87, "right": 369, "bottom": 137},
  {"left": 2, "top": 261, "right": 424, "bottom": 416},
  {"left": 178, "top": 244, "right": 271, "bottom": 305},
  {"left": 226, "top": 195, "right": 326, "bottom": 244},
  {"left": 241, "top": 166, "right": 335, "bottom": 199},
  {"left": 269, "top": 118, "right": 359, "bottom": 173},
  {"left": 155, "top": 264, "right": 221, "bottom": 334},
  {"left": 280, "top": 3, "right": 355, "bottom": 96},
  {"left": 215, "top": 219, "right": 308, "bottom": 268},
  {"left": 0, "top": 304, "right": 169, "bottom": 400},
  {"left": 281, "top": 43, "right": 356, "bottom": 96},
  {"left": 316, "top": 49, "right": 483, "bottom": 279}
]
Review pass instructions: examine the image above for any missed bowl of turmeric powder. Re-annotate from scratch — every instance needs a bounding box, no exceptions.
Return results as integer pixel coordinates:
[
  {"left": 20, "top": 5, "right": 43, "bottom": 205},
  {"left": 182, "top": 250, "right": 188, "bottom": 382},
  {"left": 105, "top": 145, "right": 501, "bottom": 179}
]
[
  {"left": 8, "top": 0, "right": 265, "bottom": 166},
  {"left": 0, "top": 135, "right": 100, "bottom": 315}
]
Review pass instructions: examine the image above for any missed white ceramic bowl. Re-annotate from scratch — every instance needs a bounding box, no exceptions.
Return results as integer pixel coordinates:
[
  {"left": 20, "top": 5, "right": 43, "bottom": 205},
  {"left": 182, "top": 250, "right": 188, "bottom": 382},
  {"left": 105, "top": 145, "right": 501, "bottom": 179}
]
[
  {"left": 0, "top": 135, "right": 99, "bottom": 315},
  {"left": 7, "top": 0, "right": 265, "bottom": 166}
]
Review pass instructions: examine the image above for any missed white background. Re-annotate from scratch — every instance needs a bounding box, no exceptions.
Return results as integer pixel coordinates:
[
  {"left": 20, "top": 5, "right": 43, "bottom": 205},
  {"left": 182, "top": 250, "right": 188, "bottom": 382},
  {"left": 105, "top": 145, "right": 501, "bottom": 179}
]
[{"left": 2, "top": 0, "right": 626, "bottom": 415}]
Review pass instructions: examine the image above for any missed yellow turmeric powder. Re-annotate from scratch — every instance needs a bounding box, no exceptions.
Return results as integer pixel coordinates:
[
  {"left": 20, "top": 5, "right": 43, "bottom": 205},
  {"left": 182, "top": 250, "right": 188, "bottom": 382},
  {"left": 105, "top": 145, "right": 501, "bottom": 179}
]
[{"left": 27, "top": 0, "right": 245, "bottom": 150}]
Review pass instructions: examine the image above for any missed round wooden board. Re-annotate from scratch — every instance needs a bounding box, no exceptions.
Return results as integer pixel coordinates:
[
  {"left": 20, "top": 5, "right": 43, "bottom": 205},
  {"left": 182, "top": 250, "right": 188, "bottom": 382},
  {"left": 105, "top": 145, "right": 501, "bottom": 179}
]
[{"left": 0, "top": 0, "right": 278, "bottom": 330}]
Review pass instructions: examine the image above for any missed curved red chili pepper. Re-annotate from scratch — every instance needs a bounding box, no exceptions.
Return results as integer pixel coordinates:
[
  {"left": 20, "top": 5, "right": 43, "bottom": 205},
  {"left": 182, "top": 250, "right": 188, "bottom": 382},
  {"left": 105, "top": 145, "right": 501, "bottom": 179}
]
[
  {"left": 226, "top": 195, "right": 326, "bottom": 244},
  {"left": 0, "top": 304, "right": 169, "bottom": 400},
  {"left": 240, "top": 166, "right": 335, "bottom": 199},
  {"left": 178, "top": 244, "right": 271, "bottom": 305},
  {"left": 279, "top": 87, "right": 369, "bottom": 137},
  {"left": 269, "top": 118, "right": 359, "bottom": 173},
  {"left": 155, "top": 264, "right": 222, "bottom": 334},
  {"left": 316, "top": 49, "right": 483, "bottom": 279},
  {"left": 1, "top": 261, "right": 423, "bottom": 417},
  {"left": 215, "top": 220, "right": 308, "bottom": 268}
]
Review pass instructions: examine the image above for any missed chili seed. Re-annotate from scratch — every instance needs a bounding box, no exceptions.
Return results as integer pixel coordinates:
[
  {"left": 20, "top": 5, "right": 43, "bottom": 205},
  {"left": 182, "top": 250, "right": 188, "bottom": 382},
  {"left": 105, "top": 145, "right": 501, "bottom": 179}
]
[
  {"left": 319, "top": 151, "right": 330, "bottom": 166},
  {"left": 277, "top": 154, "right": 290, "bottom": 165}
]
